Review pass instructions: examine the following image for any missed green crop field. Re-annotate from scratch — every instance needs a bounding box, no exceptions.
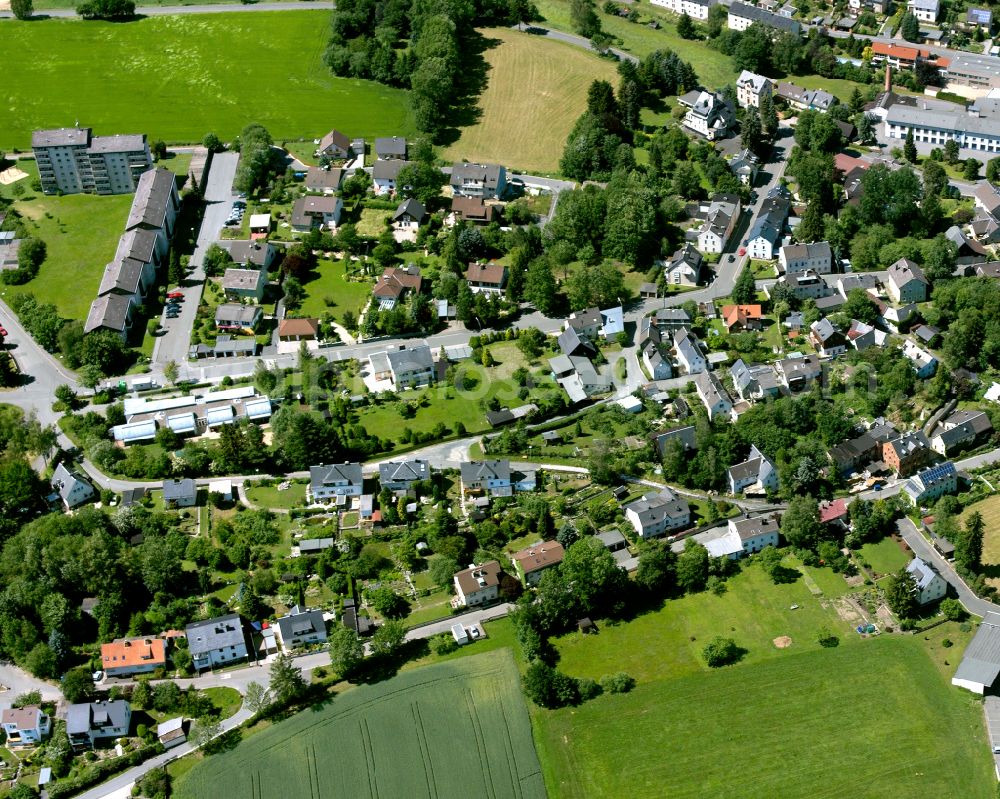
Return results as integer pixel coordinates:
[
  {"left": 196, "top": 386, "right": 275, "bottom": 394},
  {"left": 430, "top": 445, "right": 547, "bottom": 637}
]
[
  {"left": 963, "top": 494, "right": 1000, "bottom": 591},
  {"left": 442, "top": 28, "right": 618, "bottom": 174},
  {"left": 174, "top": 650, "right": 546, "bottom": 799},
  {"left": 0, "top": 13, "right": 415, "bottom": 150},
  {"left": 534, "top": 638, "right": 993, "bottom": 799}
]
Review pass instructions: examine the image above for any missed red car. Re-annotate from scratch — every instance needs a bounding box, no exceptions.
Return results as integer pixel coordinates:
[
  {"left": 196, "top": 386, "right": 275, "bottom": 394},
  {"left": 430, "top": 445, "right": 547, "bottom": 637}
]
[
  {"left": 0, "top": 327, "right": 7, "bottom": 337},
  {"left": 166, "top": 291, "right": 184, "bottom": 299},
  {"left": 738, "top": 247, "right": 747, "bottom": 256}
]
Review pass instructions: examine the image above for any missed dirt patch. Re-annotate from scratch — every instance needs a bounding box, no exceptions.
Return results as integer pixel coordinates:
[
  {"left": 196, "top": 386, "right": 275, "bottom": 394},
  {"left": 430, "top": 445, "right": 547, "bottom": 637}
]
[
  {"left": 773, "top": 636, "right": 793, "bottom": 649},
  {"left": 832, "top": 597, "right": 862, "bottom": 624},
  {"left": 844, "top": 574, "right": 865, "bottom": 588}
]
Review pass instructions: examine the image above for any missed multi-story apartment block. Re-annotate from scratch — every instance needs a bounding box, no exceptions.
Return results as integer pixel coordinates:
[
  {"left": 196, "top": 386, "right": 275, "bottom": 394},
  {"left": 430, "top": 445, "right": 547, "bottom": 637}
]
[{"left": 32, "top": 128, "right": 151, "bottom": 195}]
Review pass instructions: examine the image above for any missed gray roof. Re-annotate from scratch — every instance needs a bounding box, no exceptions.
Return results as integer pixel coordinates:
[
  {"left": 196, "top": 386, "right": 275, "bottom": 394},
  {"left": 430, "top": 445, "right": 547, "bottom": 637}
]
[
  {"left": 886, "top": 103, "right": 1000, "bottom": 138},
  {"left": 306, "top": 167, "right": 344, "bottom": 191},
  {"left": 378, "top": 459, "right": 430, "bottom": 485},
  {"left": 222, "top": 268, "right": 266, "bottom": 292},
  {"left": 653, "top": 426, "right": 697, "bottom": 455},
  {"left": 461, "top": 460, "right": 511, "bottom": 485},
  {"left": 776, "top": 82, "right": 835, "bottom": 110},
  {"left": 98, "top": 258, "right": 145, "bottom": 297},
  {"left": 88, "top": 133, "right": 146, "bottom": 154},
  {"left": 215, "top": 303, "right": 261, "bottom": 325},
  {"left": 888, "top": 258, "right": 928, "bottom": 287},
  {"left": 186, "top": 613, "right": 245, "bottom": 656},
  {"left": 32, "top": 127, "right": 90, "bottom": 148},
  {"left": 781, "top": 241, "right": 832, "bottom": 263},
  {"left": 450, "top": 162, "right": 504, "bottom": 192},
  {"left": 220, "top": 240, "right": 274, "bottom": 268},
  {"left": 624, "top": 491, "right": 688, "bottom": 528},
  {"left": 386, "top": 344, "right": 433, "bottom": 375},
  {"left": 729, "top": 1, "right": 802, "bottom": 32},
  {"left": 84, "top": 293, "right": 132, "bottom": 334},
  {"left": 954, "top": 611, "right": 1000, "bottom": 688},
  {"left": 66, "top": 700, "right": 131, "bottom": 735},
  {"left": 567, "top": 307, "right": 602, "bottom": 333},
  {"left": 127, "top": 168, "right": 176, "bottom": 231},
  {"left": 596, "top": 529, "right": 627, "bottom": 548},
  {"left": 310, "top": 462, "right": 363, "bottom": 488},
  {"left": 393, "top": 198, "right": 426, "bottom": 222},
  {"left": 51, "top": 462, "right": 91, "bottom": 504},
  {"left": 375, "top": 137, "right": 407, "bottom": 159},
  {"left": 275, "top": 605, "right": 326, "bottom": 642},
  {"left": 730, "top": 515, "right": 779, "bottom": 541},
  {"left": 163, "top": 478, "right": 196, "bottom": 502},
  {"left": 558, "top": 327, "right": 595, "bottom": 357},
  {"left": 373, "top": 159, "right": 413, "bottom": 181},
  {"left": 906, "top": 557, "right": 942, "bottom": 590},
  {"left": 115, "top": 228, "right": 158, "bottom": 265}
]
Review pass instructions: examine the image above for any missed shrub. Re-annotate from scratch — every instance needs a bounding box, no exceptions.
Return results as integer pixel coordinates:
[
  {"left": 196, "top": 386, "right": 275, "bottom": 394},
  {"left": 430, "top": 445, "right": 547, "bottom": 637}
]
[
  {"left": 599, "top": 672, "right": 636, "bottom": 694},
  {"left": 942, "top": 638, "right": 953, "bottom": 648},
  {"left": 577, "top": 678, "right": 603, "bottom": 701},
  {"left": 432, "top": 634, "right": 458, "bottom": 656},
  {"left": 702, "top": 636, "right": 745, "bottom": 668},
  {"left": 939, "top": 597, "right": 967, "bottom": 622},
  {"left": 817, "top": 628, "right": 839, "bottom": 648}
]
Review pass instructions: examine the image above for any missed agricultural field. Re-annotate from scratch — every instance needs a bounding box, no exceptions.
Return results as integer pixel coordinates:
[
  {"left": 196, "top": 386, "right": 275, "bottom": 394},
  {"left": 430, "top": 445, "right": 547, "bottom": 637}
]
[
  {"left": 962, "top": 494, "right": 1000, "bottom": 590},
  {"left": 534, "top": 637, "right": 992, "bottom": 799},
  {"left": 442, "top": 28, "right": 618, "bottom": 174},
  {"left": 0, "top": 13, "right": 415, "bottom": 149},
  {"left": 173, "top": 650, "right": 546, "bottom": 799}
]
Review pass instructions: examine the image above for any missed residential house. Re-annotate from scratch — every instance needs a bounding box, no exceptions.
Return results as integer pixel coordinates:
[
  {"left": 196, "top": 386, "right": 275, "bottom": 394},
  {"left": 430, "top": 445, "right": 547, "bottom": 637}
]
[
  {"left": 809, "top": 318, "right": 848, "bottom": 357},
  {"left": 309, "top": 463, "right": 363, "bottom": 501},
  {"left": 100, "top": 637, "right": 167, "bottom": 678},
  {"left": 649, "top": 0, "right": 717, "bottom": 19},
  {"left": 379, "top": 459, "right": 430, "bottom": 492},
  {"left": 721, "top": 304, "right": 763, "bottom": 332},
  {"left": 837, "top": 273, "right": 881, "bottom": 299},
  {"left": 316, "top": 129, "right": 351, "bottom": 159},
  {"left": 681, "top": 91, "right": 735, "bottom": 140},
  {"left": 904, "top": 461, "right": 958, "bottom": 505},
  {"left": 694, "top": 371, "right": 733, "bottom": 421},
  {"left": 84, "top": 293, "right": 137, "bottom": 340},
  {"left": 914, "top": 324, "right": 940, "bottom": 346},
  {"left": 392, "top": 198, "right": 427, "bottom": 230},
  {"left": 306, "top": 167, "right": 344, "bottom": 194},
  {"left": 185, "top": 614, "right": 248, "bottom": 671},
  {"left": 566, "top": 307, "right": 603, "bottom": 340},
  {"left": 453, "top": 561, "right": 501, "bottom": 607},
  {"left": 600, "top": 306, "right": 625, "bottom": 338},
  {"left": 557, "top": 326, "right": 597, "bottom": 358},
  {"left": 374, "top": 137, "right": 407, "bottom": 160},
  {"left": 291, "top": 195, "right": 342, "bottom": 231},
  {"left": 451, "top": 196, "right": 498, "bottom": 224},
  {"left": 730, "top": 148, "right": 760, "bottom": 185},
  {"left": 461, "top": 460, "right": 535, "bottom": 497},
  {"left": 767, "top": 270, "right": 830, "bottom": 301},
  {"left": 652, "top": 308, "right": 693, "bottom": 333},
  {"left": 450, "top": 162, "right": 507, "bottom": 199},
  {"left": 276, "top": 605, "right": 328, "bottom": 650},
  {"left": 643, "top": 343, "right": 672, "bottom": 379},
  {"left": 907, "top": 557, "right": 948, "bottom": 604},
  {"left": 277, "top": 317, "right": 320, "bottom": 342},
  {"left": 97, "top": 257, "right": 155, "bottom": 305},
  {"left": 775, "top": 354, "right": 823, "bottom": 390},
  {"left": 775, "top": 82, "right": 836, "bottom": 112},
  {"left": 966, "top": 7, "right": 993, "bottom": 30},
  {"left": 214, "top": 303, "right": 262, "bottom": 332},
  {"left": 728, "top": 1, "right": 802, "bottom": 34},
  {"left": 778, "top": 241, "right": 833, "bottom": 274},
  {"left": 222, "top": 268, "right": 268, "bottom": 303},
  {"left": 115, "top": 227, "right": 166, "bottom": 271},
  {"left": 369, "top": 343, "right": 435, "bottom": 390},
  {"left": 828, "top": 432, "right": 879, "bottom": 475},
  {"left": 903, "top": 339, "right": 938, "bottom": 378},
  {"left": 32, "top": 128, "right": 151, "bottom": 196},
  {"left": 952, "top": 611, "right": 1000, "bottom": 693},
  {"left": 728, "top": 444, "right": 779, "bottom": 495},
  {"left": 662, "top": 243, "right": 703, "bottom": 287},
  {"left": 733, "top": 515, "right": 781, "bottom": 554},
  {"left": 884, "top": 100, "right": 1000, "bottom": 159},
  {"left": 465, "top": 261, "right": 507, "bottom": 295},
  {"left": 908, "top": 0, "right": 939, "bottom": 22},
  {"left": 945, "top": 224, "right": 989, "bottom": 263},
  {"left": 880, "top": 301, "right": 918, "bottom": 333},
  {"left": 624, "top": 490, "right": 691, "bottom": 539},
  {"left": 511, "top": 542, "right": 566, "bottom": 586},
  {"left": 846, "top": 319, "right": 887, "bottom": 351},
  {"left": 220, "top": 240, "right": 277, "bottom": 271},
  {"left": 674, "top": 329, "right": 707, "bottom": 374},
  {"left": 652, "top": 425, "right": 698, "bottom": 457},
  {"left": 931, "top": 410, "right": 993, "bottom": 454},
  {"left": 883, "top": 431, "right": 932, "bottom": 476},
  {"left": 1, "top": 707, "right": 52, "bottom": 748},
  {"left": 66, "top": 701, "right": 132, "bottom": 751},
  {"left": 736, "top": 70, "right": 773, "bottom": 108},
  {"left": 372, "top": 265, "right": 423, "bottom": 311},
  {"left": 163, "top": 478, "right": 196, "bottom": 508},
  {"left": 730, "top": 359, "right": 781, "bottom": 401},
  {"left": 696, "top": 194, "right": 741, "bottom": 253},
  {"left": 372, "top": 158, "right": 414, "bottom": 196},
  {"left": 819, "top": 498, "right": 849, "bottom": 527},
  {"left": 870, "top": 42, "right": 937, "bottom": 70},
  {"left": 51, "top": 462, "right": 95, "bottom": 510},
  {"left": 745, "top": 199, "right": 789, "bottom": 260},
  {"left": 887, "top": 258, "right": 929, "bottom": 303}
]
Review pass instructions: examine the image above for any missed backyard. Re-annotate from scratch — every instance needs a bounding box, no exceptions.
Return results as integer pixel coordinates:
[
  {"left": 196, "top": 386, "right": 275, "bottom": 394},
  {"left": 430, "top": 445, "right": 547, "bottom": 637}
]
[
  {"left": 0, "top": 13, "right": 415, "bottom": 149},
  {"left": 298, "top": 258, "right": 372, "bottom": 324}
]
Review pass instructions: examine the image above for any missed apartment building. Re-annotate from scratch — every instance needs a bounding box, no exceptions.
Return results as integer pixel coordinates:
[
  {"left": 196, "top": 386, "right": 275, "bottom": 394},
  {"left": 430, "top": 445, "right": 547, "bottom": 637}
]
[{"left": 32, "top": 127, "right": 151, "bottom": 195}]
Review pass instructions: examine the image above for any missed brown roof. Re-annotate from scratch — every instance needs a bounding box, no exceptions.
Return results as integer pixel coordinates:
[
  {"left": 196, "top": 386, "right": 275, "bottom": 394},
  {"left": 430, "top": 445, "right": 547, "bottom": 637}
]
[
  {"left": 451, "top": 196, "right": 496, "bottom": 222},
  {"left": 318, "top": 129, "right": 350, "bottom": 153},
  {"left": 305, "top": 167, "right": 343, "bottom": 191},
  {"left": 465, "top": 261, "right": 506, "bottom": 286},
  {"left": 373, "top": 266, "right": 422, "bottom": 300},
  {"left": 1, "top": 706, "right": 44, "bottom": 730},
  {"left": 101, "top": 637, "right": 167, "bottom": 670},
  {"left": 454, "top": 560, "right": 502, "bottom": 596},
  {"left": 278, "top": 317, "right": 320, "bottom": 338},
  {"left": 511, "top": 541, "right": 565, "bottom": 574}
]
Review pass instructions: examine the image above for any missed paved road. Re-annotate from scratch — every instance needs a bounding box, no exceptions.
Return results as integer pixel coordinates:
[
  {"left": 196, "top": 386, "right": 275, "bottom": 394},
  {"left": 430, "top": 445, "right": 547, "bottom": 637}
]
[
  {"left": 0, "top": 663, "right": 60, "bottom": 712},
  {"left": 152, "top": 152, "right": 239, "bottom": 369},
  {"left": 0, "top": 0, "right": 332, "bottom": 18},
  {"left": 897, "top": 517, "right": 1000, "bottom": 617},
  {"left": 518, "top": 23, "right": 637, "bottom": 63}
]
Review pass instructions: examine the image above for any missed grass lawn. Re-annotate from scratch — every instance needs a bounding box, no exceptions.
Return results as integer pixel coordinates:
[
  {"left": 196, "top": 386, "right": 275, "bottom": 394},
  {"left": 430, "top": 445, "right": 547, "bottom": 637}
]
[
  {"left": 0, "top": 166, "right": 133, "bottom": 321},
  {"left": 0, "top": 13, "right": 415, "bottom": 149},
  {"left": 202, "top": 686, "right": 243, "bottom": 720},
  {"left": 533, "top": 637, "right": 993, "bottom": 799},
  {"left": 963, "top": 494, "right": 1000, "bottom": 591},
  {"left": 355, "top": 207, "right": 392, "bottom": 238},
  {"left": 245, "top": 481, "right": 308, "bottom": 511},
  {"left": 533, "top": 0, "right": 737, "bottom": 89},
  {"left": 405, "top": 588, "right": 454, "bottom": 627},
  {"left": 298, "top": 259, "right": 372, "bottom": 324},
  {"left": 174, "top": 650, "right": 545, "bottom": 799},
  {"left": 857, "top": 536, "right": 911, "bottom": 576},
  {"left": 442, "top": 28, "right": 617, "bottom": 174}
]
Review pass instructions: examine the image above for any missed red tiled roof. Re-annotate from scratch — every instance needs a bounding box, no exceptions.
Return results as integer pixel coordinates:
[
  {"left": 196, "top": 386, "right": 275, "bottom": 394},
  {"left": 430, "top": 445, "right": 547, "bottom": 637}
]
[
  {"left": 721, "top": 304, "right": 762, "bottom": 329},
  {"left": 101, "top": 638, "right": 167, "bottom": 670},
  {"left": 818, "top": 498, "right": 848, "bottom": 524}
]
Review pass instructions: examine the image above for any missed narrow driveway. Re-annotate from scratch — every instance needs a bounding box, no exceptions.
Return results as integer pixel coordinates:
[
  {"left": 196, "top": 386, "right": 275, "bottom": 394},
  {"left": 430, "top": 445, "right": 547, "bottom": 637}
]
[
  {"left": 0, "top": 1, "right": 332, "bottom": 18},
  {"left": 152, "top": 152, "right": 239, "bottom": 370},
  {"left": 516, "top": 24, "right": 637, "bottom": 63}
]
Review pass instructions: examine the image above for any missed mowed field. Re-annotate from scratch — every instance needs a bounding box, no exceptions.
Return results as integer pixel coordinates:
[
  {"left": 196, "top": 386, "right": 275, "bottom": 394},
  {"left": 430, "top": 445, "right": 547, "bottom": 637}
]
[
  {"left": 963, "top": 494, "right": 1000, "bottom": 590},
  {"left": 442, "top": 29, "right": 618, "bottom": 174},
  {"left": 174, "top": 650, "right": 546, "bottom": 799},
  {"left": 0, "top": 13, "right": 414, "bottom": 149},
  {"left": 532, "top": 560, "right": 994, "bottom": 798}
]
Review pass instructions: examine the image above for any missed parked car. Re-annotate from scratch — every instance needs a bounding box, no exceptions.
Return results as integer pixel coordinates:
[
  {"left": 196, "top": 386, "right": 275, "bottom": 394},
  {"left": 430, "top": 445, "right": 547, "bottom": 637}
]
[
  {"left": 166, "top": 291, "right": 184, "bottom": 299},
  {"left": 738, "top": 247, "right": 747, "bottom": 256}
]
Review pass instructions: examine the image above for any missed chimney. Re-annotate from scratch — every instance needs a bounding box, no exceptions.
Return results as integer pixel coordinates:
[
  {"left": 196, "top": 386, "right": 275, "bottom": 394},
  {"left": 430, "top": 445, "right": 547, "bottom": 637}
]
[{"left": 884, "top": 63, "right": 892, "bottom": 93}]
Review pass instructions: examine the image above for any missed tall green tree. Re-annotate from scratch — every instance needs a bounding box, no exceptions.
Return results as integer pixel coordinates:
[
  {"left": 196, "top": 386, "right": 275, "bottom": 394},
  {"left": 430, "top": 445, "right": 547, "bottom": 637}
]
[
  {"left": 10, "top": 0, "right": 32, "bottom": 18},
  {"left": 900, "top": 11, "right": 919, "bottom": 42},
  {"left": 731, "top": 265, "right": 757, "bottom": 305},
  {"left": 676, "top": 539, "right": 709, "bottom": 593},
  {"left": 903, "top": 128, "right": 917, "bottom": 164},
  {"left": 328, "top": 625, "right": 364, "bottom": 678},
  {"left": 780, "top": 496, "right": 823, "bottom": 551},
  {"left": 795, "top": 200, "right": 825, "bottom": 243},
  {"left": 677, "top": 11, "right": 697, "bottom": 38},
  {"left": 269, "top": 653, "right": 307, "bottom": 704},
  {"left": 570, "top": 0, "right": 601, "bottom": 37},
  {"left": 741, "top": 106, "right": 765, "bottom": 156},
  {"left": 884, "top": 567, "right": 917, "bottom": 619}
]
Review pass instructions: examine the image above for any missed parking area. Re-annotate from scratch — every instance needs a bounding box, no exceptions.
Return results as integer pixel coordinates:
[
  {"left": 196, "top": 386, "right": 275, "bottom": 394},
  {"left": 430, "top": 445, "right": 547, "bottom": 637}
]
[{"left": 985, "top": 695, "right": 1000, "bottom": 777}]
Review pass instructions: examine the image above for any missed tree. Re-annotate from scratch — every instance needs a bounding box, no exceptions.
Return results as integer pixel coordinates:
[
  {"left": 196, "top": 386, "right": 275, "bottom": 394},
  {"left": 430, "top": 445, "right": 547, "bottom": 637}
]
[
  {"left": 939, "top": 597, "right": 967, "bottom": 622},
  {"left": 570, "top": 0, "right": 601, "bottom": 38},
  {"left": 676, "top": 539, "right": 709, "bottom": 593},
  {"left": 731, "top": 265, "right": 756, "bottom": 305},
  {"left": 203, "top": 132, "right": 224, "bottom": 153},
  {"left": 203, "top": 244, "right": 232, "bottom": 277},
  {"left": 741, "top": 106, "right": 765, "bottom": 157},
  {"left": 921, "top": 234, "right": 957, "bottom": 282},
  {"left": 370, "top": 619, "right": 407, "bottom": 657},
  {"left": 522, "top": 660, "right": 579, "bottom": 708},
  {"left": 900, "top": 11, "right": 919, "bottom": 41},
  {"left": 509, "top": 0, "right": 538, "bottom": 28},
  {"left": 796, "top": 200, "right": 825, "bottom": 244},
  {"left": 190, "top": 716, "right": 222, "bottom": 749},
  {"left": 395, "top": 162, "right": 446, "bottom": 205},
  {"left": 956, "top": 511, "right": 985, "bottom": 573},
  {"left": 54, "top": 384, "right": 76, "bottom": 409},
  {"left": 244, "top": 682, "right": 270, "bottom": 714},
  {"left": 781, "top": 496, "right": 824, "bottom": 551},
  {"left": 702, "top": 636, "right": 744, "bottom": 667},
  {"left": 524, "top": 258, "right": 558, "bottom": 314},
  {"left": 25, "top": 643, "right": 56, "bottom": 678},
  {"left": 922, "top": 159, "right": 948, "bottom": 198},
  {"left": 283, "top": 276, "right": 304, "bottom": 310},
  {"left": 328, "top": 625, "right": 364, "bottom": 678},
  {"left": 634, "top": 540, "right": 677, "bottom": 596},
  {"left": 903, "top": 128, "right": 917, "bottom": 164},
  {"left": 61, "top": 666, "right": 95, "bottom": 703},
  {"left": 365, "top": 587, "right": 408, "bottom": 618},
  {"left": 964, "top": 158, "right": 982, "bottom": 181},
  {"left": 944, "top": 138, "right": 960, "bottom": 164},
  {"left": 842, "top": 288, "right": 879, "bottom": 324},
  {"left": 168, "top": 248, "right": 184, "bottom": 286},
  {"left": 163, "top": 360, "right": 180, "bottom": 385},
  {"left": 884, "top": 566, "right": 917, "bottom": 619},
  {"left": 760, "top": 92, "right": 778, "bottom": 139},
  {"left": 677, "top": 11, "right": 697, "bottom": 38},
  {"left": 987, "top": 157, "right": 1000, "bottom": 183},
  {"left": 10, "top": 0, "right": 32, "bottom": 18},
  {"left": 269, "top": 653, "right": 307, "bottom": 704}
]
